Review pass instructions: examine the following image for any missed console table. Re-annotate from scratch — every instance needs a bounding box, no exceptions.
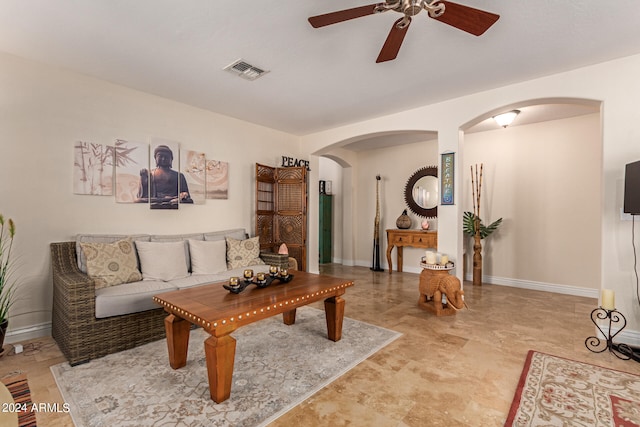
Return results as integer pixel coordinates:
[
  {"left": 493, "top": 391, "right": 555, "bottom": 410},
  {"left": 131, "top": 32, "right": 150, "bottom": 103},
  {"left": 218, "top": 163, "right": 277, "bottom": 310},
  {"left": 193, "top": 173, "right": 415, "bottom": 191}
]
[{"left": 386, "top": 229, "right": 437, "bottom": 273}]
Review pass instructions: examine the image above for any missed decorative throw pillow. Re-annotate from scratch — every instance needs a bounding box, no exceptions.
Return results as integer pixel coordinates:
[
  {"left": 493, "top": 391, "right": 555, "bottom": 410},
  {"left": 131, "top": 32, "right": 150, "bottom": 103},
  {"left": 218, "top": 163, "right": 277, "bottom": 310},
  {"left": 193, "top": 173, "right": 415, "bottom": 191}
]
[
  {"left": 226, "top": 236, "right": 265, "bottom": 269},
  {"left": 135, "top": 241, "right": 189, "bottom": 281},
  {"left": 80, "top": 238, "right": 142, "bottom": 289},
  {"left": 188, "top": 239, "right": 228, "bottom": 274}
]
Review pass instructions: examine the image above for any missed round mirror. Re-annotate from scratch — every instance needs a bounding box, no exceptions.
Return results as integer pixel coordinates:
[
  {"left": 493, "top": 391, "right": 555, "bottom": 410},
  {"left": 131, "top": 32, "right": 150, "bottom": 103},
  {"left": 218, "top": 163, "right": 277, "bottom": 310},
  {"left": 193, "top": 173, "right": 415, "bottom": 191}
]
[{"left": 404, "top": 166, "right": 438, "bottom": 218}]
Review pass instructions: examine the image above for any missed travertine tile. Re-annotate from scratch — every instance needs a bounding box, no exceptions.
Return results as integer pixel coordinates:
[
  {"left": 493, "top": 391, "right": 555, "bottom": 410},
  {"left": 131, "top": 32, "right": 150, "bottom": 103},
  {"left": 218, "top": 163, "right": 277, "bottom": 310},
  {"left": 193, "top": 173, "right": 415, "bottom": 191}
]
[{"left": 2, "top": 264, "right": 640, "bottom": 426}]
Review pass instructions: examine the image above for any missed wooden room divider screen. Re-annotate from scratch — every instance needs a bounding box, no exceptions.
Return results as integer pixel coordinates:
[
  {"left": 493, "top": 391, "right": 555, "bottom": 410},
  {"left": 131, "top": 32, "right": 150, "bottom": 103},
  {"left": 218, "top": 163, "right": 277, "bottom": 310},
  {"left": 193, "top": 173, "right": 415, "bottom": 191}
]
[{"left": 255, "top": 163, "right": 307, "bottom": 271}]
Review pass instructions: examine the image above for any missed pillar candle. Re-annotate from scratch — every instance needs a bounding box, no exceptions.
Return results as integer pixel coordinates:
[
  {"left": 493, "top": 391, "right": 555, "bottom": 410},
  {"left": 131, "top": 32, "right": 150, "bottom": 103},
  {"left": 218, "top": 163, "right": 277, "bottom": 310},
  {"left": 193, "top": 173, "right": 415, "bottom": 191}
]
[
  {"left": 601, "top": 289, "right": 615, "bottom": 310},
  {"left": 425, "top": 251, "right": 436, "bottom": 265},
  {"left": 440, "top": 255, "right": 449, "bottom": 265}
]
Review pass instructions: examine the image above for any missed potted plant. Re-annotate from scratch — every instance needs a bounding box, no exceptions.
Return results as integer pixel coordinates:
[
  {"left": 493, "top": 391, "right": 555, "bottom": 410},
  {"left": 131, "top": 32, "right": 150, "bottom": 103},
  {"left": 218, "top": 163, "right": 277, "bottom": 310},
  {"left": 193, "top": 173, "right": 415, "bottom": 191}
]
[
  {"left": 463, "top": 211, "right": 502, "bottom": 286},
  {"left": 463, "top": 211, "right": 503, "bottom": 240},
  {"left": 466, "top": 164, "right": 502, "bottom": 286},
  {"left": 0, "top": 213, "right": 17, "bottom": 350}
]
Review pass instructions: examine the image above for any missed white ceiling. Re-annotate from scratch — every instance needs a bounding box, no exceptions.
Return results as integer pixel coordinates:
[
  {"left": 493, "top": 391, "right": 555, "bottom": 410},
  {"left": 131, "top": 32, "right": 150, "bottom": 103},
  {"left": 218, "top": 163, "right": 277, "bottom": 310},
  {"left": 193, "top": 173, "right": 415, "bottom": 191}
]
[{"left": 0, "top": 1, "right": 636, "bottom": 138}]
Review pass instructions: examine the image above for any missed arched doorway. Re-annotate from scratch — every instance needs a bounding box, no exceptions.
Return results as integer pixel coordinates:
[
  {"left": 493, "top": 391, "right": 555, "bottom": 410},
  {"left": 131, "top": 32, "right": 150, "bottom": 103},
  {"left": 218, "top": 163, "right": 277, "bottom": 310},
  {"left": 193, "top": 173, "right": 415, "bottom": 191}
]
[{"left": 459, "top": 98, "right": 602, "bottom": 295}]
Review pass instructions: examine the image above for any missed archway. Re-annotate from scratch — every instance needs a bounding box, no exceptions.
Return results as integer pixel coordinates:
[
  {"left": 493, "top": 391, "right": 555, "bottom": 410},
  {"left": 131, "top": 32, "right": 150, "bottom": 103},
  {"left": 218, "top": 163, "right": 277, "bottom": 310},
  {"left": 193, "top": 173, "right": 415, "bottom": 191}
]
[
  {"left": 309, "top": 130, "right": 439, "bottom": 274},
  {"left": 458, "top": 98, "right": 602, "bottom": 294}
]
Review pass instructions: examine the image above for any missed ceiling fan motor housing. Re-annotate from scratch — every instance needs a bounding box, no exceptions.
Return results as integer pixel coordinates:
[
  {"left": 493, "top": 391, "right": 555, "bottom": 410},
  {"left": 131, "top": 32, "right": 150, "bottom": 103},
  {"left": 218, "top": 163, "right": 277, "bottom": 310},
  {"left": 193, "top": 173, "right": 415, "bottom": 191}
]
[{"left": 402, "top": 0, "right": 424, "bottom": 16}]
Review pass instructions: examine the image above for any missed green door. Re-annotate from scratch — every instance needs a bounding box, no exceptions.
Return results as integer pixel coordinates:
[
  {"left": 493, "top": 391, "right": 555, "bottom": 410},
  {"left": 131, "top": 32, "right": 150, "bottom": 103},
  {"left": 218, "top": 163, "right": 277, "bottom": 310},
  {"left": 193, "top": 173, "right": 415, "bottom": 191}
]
[{"left": 319, "top": 194, "right": 332, "bottom": 264}]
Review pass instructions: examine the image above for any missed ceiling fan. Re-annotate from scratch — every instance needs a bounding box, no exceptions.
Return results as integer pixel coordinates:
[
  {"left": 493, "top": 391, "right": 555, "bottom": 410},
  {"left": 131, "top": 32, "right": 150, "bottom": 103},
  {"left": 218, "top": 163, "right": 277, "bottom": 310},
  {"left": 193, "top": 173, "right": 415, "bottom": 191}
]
[{"left": 308, "top": 0, "right": 499, "bottom": 63}]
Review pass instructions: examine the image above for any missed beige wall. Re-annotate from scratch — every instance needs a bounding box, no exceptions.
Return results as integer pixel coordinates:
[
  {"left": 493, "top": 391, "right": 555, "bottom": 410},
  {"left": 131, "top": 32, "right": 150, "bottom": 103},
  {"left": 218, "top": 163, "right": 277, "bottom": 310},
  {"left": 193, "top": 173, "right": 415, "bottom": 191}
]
[
  {"left": 354, "top": 140, "right": 439, "bottom": 270},
  {"left": 4, "top": 46, "right": 640, "bottom": 345},
  {"left": 463, "top": 114, "right": 601, "bottom": 291},
  {"left": 302, "top": 53, "right": 640, "bottom": 344},
  {"left": 0, "top": 52, "right": 300, "bottom": 337}
]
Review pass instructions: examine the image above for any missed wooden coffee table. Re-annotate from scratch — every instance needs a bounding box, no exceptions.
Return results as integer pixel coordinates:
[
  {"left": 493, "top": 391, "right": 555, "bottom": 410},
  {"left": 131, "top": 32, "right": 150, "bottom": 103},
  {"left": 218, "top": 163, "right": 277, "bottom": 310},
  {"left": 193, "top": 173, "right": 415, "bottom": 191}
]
[{"left": 153, "top": 270, "right": 354, "bottom": 403}]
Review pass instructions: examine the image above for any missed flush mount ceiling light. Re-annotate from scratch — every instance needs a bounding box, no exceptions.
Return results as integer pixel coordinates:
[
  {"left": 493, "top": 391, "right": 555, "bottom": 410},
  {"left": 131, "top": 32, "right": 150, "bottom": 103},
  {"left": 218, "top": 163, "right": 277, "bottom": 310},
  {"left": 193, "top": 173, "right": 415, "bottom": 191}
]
[{"left": 493, "top": 110, "right": 520, "bottom": 128}]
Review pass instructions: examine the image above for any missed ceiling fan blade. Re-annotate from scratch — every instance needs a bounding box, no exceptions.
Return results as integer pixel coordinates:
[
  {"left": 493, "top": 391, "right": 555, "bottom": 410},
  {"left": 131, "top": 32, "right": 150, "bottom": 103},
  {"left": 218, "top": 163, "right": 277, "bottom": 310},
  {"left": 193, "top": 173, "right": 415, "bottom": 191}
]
[
  {"left": 376, "top": 17, "right": 411, "bottom": 63},
  {"left": 308, "top": 4, "right": 380, "bottom": 28},
  {"left": 430, "top": 1, "right": 499, "bottom": 36}
]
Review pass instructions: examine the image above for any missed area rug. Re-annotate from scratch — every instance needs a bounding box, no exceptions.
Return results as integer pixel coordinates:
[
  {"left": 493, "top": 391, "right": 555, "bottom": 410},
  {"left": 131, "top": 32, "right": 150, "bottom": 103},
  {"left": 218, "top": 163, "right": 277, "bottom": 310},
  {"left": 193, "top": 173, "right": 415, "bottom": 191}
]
[
  {"left": 51, "top": 306, "right": 401, "bottom": 427},
  {"left": 1, "top": 373, "right": 37, "bottom": 427},
  {"left": 505, "top": 350, "right": 640, "bottom": 426}
]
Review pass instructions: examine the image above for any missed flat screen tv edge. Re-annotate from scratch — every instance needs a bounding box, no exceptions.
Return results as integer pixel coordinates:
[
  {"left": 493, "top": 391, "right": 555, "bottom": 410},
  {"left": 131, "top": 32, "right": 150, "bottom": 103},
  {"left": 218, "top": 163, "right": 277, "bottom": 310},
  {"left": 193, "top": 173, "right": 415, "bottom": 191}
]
[{"left": 624, "top": 160, "right": 640, "bottom": 215}]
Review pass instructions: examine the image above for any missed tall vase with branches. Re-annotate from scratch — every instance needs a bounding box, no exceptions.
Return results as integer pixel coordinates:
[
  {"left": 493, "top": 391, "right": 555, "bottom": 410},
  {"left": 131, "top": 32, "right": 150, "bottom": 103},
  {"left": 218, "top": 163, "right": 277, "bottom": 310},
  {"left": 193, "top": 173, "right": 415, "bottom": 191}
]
[
  {"left": 371, "top": 175, "right": 383, "bottom": 271},
  {"left": 0, "top": 213, "right": 17, "bottom": 349},
  {"left": 465, "top": 164, "right": 502, "bottom": 286}
]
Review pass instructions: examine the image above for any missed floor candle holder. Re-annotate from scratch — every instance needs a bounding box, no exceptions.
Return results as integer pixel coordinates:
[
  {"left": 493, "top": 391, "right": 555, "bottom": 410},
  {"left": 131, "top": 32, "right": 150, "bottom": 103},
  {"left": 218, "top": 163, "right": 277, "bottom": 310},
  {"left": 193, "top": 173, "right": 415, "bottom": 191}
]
[{"left": 585, "top": 307, "right": 633, "bottom": 360}]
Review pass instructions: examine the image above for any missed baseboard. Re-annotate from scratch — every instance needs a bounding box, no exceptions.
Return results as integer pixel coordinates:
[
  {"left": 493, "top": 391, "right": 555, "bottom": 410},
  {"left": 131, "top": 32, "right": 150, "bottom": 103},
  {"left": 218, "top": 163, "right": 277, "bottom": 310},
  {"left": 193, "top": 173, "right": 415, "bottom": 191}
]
[
  {"left": 4, "top": 321, "right": 51, "bottom": 344},
  {"left": 614, "top": 329, "right": 640, "bottom": 348},
  {"left": 464, "top": 274, "right": 599, "bottom": 299}
]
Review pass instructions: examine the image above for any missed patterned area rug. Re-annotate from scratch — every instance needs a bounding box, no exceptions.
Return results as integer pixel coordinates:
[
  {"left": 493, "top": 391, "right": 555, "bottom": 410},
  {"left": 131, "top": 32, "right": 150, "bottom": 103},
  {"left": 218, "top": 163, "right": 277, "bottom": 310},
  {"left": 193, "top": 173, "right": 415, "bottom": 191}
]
[
  {"left": 51, "top": 306, "right": 401, "bottom": 427},
  {"left": 1, "top": 373, "right": 37, "bottom": 427},
  {"left": 506, "top": 350, "right": 640, "bottom": 426}
]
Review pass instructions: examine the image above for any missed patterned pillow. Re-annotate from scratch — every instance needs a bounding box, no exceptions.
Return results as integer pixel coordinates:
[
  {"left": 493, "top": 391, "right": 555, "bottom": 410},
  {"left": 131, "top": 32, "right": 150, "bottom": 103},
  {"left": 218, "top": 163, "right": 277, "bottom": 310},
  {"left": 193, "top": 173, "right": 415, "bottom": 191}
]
[
  {"left": 79, "top": 238, "right": 143, "bottom": 289},
  {"left": 226, "top": 236, "right": 265, "bottom": 269}
]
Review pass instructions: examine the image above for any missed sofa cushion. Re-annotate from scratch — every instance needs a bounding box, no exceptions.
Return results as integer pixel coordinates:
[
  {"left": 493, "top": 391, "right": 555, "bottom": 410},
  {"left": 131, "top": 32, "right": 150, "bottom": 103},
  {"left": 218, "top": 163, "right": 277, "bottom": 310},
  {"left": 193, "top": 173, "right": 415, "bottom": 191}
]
[
  {"left": 204, "top": 228, "right": 247, "bottom": 242},
  {"left": 76, "top": 234, "right": 150, "bottom": 273},
  {"left": 176, "top": 264, "right": 272, "bottom": 290},
  {"left": 135, "top": 241, "right": 189, "bottom": 281},
  {"left": 79, "top": 238, "right": 143, "bottom": 289},
  {"left": 150, "top": 233, "right": 204, "bottom": 272},
  {"left": 188, "top": 239, "right": 227, "bottom": 275},
  {"left": 226, "top": 236, "right": 265, "bottom": 269},
  {"left": 225, "top": 264, "right": 271, "bottom": 280},
  {"left": 95, "top": 279, "right": 177, "bottom": 318}
]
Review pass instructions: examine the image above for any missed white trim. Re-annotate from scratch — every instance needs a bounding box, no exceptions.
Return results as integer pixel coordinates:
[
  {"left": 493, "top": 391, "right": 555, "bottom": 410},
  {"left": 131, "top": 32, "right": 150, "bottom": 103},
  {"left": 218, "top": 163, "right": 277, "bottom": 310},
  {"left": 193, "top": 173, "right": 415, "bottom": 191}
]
[
  {"left": 613, "top": 329, "right": 640, "bottom": 348},
  {"left": 465, "top": 274, "right": 599, "bottom": 298},
  {"left": 4, "top": 322, "right": 51, "bottom": 344}
]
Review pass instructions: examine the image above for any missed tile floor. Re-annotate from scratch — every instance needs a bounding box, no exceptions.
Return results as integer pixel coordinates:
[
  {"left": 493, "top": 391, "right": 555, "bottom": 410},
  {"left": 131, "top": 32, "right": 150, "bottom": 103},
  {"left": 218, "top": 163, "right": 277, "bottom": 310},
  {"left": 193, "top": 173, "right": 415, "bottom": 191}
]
[{"left": 2, "top": 264, "right": 639, "bottom": 426}]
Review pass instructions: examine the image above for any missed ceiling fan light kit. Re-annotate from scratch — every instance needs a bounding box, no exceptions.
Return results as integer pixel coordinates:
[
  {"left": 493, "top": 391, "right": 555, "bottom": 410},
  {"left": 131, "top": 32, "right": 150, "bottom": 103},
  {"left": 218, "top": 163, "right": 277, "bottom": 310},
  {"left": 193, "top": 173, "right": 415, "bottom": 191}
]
[{"left": 308, "top": 0, "right": 499, "bottom": 63}]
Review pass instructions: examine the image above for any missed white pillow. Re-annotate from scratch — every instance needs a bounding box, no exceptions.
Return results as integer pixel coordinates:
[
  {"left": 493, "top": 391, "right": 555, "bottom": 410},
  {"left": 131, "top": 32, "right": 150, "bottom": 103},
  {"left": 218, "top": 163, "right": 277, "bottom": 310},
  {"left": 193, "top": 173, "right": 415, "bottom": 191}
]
[
  {"left": 188, "top": 239, "right": 227, "bottom": 275},
  {"left": 135, "top": 241, "right": 189, "bottom": 281}
]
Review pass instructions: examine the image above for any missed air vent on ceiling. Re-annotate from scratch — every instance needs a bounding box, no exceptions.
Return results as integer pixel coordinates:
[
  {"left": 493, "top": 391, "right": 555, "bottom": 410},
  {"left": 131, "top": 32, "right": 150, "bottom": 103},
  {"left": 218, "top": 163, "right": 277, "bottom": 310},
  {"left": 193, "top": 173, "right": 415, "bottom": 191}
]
[{"left": 223, "top": 59, "right": 269, "bottom": 81}]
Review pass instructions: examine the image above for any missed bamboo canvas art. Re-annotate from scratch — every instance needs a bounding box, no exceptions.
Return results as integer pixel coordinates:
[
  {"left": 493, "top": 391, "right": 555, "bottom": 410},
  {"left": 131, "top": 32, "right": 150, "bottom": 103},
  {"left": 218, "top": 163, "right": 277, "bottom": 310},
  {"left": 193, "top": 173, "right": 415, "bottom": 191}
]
[{"left": 73, "top": 141, "right": 114, "bottom": 196}]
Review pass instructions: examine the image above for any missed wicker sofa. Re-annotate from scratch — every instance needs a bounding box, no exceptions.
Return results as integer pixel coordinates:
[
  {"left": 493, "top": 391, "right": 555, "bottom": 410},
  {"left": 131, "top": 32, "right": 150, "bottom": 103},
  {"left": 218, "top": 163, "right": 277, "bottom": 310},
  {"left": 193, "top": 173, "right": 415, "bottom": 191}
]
[{"left": 51, "top": 229, "right": 294, "bottom": 366}]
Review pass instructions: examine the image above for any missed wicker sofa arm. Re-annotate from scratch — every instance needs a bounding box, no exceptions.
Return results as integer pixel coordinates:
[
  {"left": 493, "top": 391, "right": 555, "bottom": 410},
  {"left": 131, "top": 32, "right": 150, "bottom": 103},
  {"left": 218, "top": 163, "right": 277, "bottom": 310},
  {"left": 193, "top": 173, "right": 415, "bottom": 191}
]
[
  {"left": 50, "top": 242, "right": 97, "bottom": 313},
  {"left": 51, "top": 241, "right": 167, "bottom": 365}
]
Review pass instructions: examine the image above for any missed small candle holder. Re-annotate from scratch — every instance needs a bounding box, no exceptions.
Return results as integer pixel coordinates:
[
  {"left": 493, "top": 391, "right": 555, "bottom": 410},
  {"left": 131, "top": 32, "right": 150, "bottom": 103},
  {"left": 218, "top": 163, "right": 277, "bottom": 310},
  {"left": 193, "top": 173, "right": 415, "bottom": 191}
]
[
  {"left": 256, "top": 272, "right": 267, "bottom": 286},
  {"left": 269, "top": 265, "right": 279, "bottom": 277},
  {"left": 279, "top": 268, "right": 289, "bottom": 279},
  {"left": 243, "top": 269, "right": 254, "bottom": 283},
  {"left": 585, "top": 307, "right": 633, "bottom": 360},
  {"left": 228, "top": 277, "right": 241, "bottom": 289}
]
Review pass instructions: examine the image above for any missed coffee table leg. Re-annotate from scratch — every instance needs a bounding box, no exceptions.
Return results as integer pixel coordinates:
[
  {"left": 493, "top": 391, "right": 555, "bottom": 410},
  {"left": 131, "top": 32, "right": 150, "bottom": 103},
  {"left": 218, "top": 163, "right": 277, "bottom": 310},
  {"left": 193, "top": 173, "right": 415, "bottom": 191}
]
[
  {"left": 283, "top": 308, "right": 297, "bottom": 325},
  {"left": 165, "top": 314, "right": 191, "bottom": 369},
  {"left": 204, "top": 335, "right": 236, "bottom": 403},
  {"left": 324, "top": 296, "right": 345, "bottom": 342}
]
